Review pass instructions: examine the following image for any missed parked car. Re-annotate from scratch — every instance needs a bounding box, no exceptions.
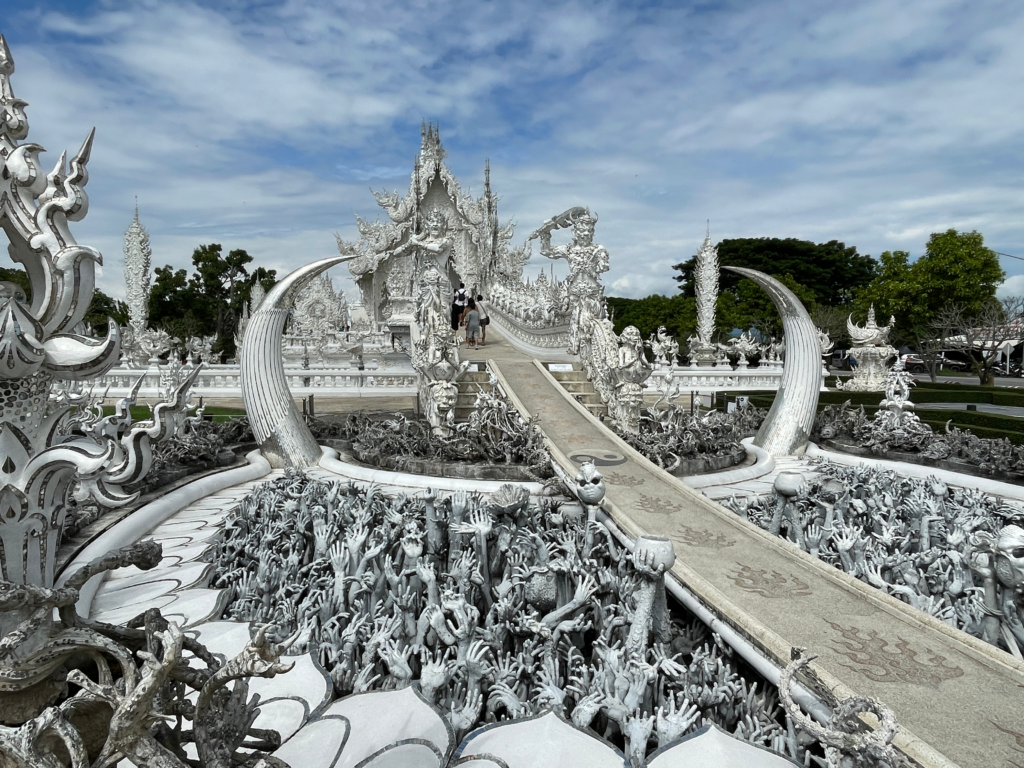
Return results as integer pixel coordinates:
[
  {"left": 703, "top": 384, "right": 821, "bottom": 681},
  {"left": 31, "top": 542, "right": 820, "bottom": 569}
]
[{"left": 901, "top": 353, "right": 927, "bottom": 373}]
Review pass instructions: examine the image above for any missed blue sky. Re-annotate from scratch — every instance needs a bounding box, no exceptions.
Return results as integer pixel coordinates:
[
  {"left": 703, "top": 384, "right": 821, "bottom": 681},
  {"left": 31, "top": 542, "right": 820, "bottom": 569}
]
[{"left": 4, "top": 0, "right": 1024, "bottom": 301}]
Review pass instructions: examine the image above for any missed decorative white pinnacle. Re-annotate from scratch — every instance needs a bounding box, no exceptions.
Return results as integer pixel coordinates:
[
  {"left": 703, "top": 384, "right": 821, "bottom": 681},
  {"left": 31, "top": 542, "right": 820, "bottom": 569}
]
[
  {"left": 694, "top": 221, "right": 719, "bottom": 345},
  {"left": 123, "top": 201, "right": 152, "bottom": 334}
]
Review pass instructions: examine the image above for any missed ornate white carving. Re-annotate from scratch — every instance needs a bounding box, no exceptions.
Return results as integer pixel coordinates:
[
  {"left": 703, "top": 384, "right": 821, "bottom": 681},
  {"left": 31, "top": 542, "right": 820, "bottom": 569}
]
[
  {"left": 411, "top": 262, "right": 470, "bottom": 434},
  {"left": 689, "top": 225, "right": 720, "bottom": 366},
  {"left": 343, "top": 123, "right": 509, "bottom": 328},
  {"left": 836, "top": 304, "right": 897, "bottom": 392},
  {"left": 529, "top": 209, "right": 650, "bottom": 431},
  {"left": 531, "top": 207, "right": 608, "bottom": 356},
  {"left": 726, "top": 331, "right": 759, "bottom": 368},
  {"left": 0, "top": 34, "right": 124, "bottom": 590},
  {"left": 121, "top": 204, "right": 151, "bottom": 365},
  {"left": 289, "top": 275, "right": 352, "bottom": 365},
  {"left": 0, "top": 35, "right": 200, "bottom": 707},
  {"left": 646, "top": 326, "right": 679, "bottom": 367}
]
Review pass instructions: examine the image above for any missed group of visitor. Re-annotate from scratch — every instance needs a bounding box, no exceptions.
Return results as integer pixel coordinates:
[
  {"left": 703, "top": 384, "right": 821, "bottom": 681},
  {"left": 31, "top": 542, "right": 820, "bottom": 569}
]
[{"left": 451, "top": 282, "right": 489, "bottom": 348}]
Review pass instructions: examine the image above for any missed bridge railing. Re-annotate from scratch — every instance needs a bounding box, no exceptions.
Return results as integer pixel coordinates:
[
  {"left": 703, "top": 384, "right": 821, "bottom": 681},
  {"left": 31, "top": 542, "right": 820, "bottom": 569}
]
[{"left": 91, "top": 362, "right": 418, "bottom": 399}]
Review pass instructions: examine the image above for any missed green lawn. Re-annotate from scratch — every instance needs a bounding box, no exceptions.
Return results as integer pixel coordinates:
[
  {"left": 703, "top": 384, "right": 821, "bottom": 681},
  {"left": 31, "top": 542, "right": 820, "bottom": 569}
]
[{"left": 739, "top": 381, "right": 1024, "bottom": 445}]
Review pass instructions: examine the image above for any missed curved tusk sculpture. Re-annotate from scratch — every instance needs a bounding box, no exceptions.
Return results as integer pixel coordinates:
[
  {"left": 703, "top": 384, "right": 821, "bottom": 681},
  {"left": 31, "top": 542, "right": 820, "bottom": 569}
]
[
  {"left": 724, "top": 266, "right": 821, "bottom": 456},
  {"left": 240, "top": 255, "right": 355, "bottom": 468}
]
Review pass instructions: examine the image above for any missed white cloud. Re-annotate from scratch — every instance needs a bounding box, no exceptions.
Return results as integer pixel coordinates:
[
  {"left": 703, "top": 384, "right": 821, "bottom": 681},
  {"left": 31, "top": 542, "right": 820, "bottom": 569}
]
[{"left": 2, "top": 0, "right": 1022, "bottom": 303}]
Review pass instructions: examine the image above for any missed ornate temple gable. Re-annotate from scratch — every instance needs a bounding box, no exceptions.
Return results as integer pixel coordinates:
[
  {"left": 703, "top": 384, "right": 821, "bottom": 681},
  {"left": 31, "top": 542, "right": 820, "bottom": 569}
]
[
  {"left": 342, "top": 123, "right": 517, "bottom": 324},
  {"left": 369, "top": 123, "right": 495, "bottom": 240}
]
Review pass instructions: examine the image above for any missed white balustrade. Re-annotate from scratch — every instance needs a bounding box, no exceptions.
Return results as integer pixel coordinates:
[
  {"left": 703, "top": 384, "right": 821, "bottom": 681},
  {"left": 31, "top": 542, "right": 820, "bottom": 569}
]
[{"left": 94, "top": 361, "right": 418, "bottom": 400}]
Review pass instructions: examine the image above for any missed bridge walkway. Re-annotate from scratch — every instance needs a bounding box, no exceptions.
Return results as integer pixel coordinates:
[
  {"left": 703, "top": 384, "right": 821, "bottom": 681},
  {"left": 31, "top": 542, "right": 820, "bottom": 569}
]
[{"left": 461, "top": 326, "right": 1024, "bottom": 768}]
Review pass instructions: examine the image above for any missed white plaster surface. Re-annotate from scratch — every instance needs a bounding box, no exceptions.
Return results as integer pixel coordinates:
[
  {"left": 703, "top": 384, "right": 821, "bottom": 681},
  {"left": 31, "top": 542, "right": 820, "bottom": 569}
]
[
  {"left": 360, "top": 742, "right": 442, "bottom": 767},
  {"left": 272, "top": 715, "right": 350, "bottom": 768},
  {"left": 317, "top": 447, "right": 544, "bottom": 496},
  {"left": 248, "top": 653, "right": 331, "bottom": 716},
  {"left": 321, "top": 687, "right": 452, "bottom": 768},
  {"left": 189, "top": 620, "right": 252, "bottom": 661},
  {"left": 647, "top": 724, "right": 800, "bottom": 767},
  {"left": 252, "top": 698, "right": 309, "bottom": 743},
  {"left": 457, "top": 712, "right": 622, "bottom": 768}
]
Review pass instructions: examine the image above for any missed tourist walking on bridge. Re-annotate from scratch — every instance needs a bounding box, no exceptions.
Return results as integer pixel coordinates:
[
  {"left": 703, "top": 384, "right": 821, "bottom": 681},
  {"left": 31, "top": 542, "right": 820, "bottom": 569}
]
[
  {"left": 476, "top": 294, "right": 489, "bottom": 346},
  {"left": 451, "top": 282, "right": 467, "bottom": 330},
  {"left": 462, "top": 298, "right": 481, "bottom": 348}
]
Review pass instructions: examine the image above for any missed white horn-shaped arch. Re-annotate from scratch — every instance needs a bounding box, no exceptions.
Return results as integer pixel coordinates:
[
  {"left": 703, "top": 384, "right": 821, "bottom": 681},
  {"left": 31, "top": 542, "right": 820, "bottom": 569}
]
[
  {"left": 724, "top": 266, "right": 821, "bottom": 456},
  {"left": 240, "top": 255, "right": 355, "bottom": 468}
]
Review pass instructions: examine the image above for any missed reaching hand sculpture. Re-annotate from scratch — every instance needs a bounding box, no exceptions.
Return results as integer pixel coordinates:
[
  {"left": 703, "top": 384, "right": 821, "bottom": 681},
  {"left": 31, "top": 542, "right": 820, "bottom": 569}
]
[
  {"left": 729, "top": 461, "right": 1024, "bottom": 657},
  {"left": 212, "top": 470, "right": 860, "bottom": 766}
]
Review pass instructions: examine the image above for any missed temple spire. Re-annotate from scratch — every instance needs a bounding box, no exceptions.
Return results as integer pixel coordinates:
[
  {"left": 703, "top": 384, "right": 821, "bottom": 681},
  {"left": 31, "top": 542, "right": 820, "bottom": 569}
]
[{"left": 124, "top": 203, "right": 152, "bottom": 335}]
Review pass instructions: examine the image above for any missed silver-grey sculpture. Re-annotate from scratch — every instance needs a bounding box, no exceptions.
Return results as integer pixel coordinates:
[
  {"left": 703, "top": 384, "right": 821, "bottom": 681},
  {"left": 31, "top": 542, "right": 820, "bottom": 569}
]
[
  {"left": 240, "top": 254, "right": 355, "bottom": 468},
  {"left": 725, "top": 267, "right": 820, "bottom": 456}
]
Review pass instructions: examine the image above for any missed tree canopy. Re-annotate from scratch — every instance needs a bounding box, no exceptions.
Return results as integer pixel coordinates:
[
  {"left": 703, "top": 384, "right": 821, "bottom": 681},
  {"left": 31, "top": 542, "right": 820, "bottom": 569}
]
[
  {"left": 607, "top": 294, "right": 694, "bottom": 343},
  {"left": 856, "top": 229, "right": 1004, "bottom": 346},
  {"left": 673, "top": 237, "right": 877, "bottom": 306},
  {"left": 148, "top": 244, "right": 276, "bottom": 361}
]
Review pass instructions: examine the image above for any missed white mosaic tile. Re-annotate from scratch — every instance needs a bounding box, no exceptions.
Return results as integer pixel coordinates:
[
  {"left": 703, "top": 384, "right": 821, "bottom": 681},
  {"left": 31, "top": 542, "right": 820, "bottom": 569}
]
[
  {"left": 248, "top": 652, "right": 331, "bottom": 717},
  {"left": 274, "top": 714, "right": 350, "bottom": 768},
  {"left": 93, "top": 580, "right": 181, "bottom": 613},
  {"left": 103, "top": 561, "right": 211, "bottom": 592},
  {"left": 160, "top": 588, "right": 229, "bottom": 628},
  {"left": 252, "top": 697, "right": 309, "bottom": 743}
]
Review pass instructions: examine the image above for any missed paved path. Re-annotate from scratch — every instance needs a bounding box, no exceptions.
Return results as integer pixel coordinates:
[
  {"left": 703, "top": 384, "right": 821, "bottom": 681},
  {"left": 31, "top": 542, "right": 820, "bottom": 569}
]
[
  {"left": 916, "top": 402, "right": 1024, "bottom": 417},
  {"left": 475, "top": 328, "right": 1024, "bottom": 768}
]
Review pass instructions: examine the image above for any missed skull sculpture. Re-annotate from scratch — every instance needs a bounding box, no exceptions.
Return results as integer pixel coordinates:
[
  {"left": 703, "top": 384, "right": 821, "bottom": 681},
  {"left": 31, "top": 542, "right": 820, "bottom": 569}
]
[{"left": 574, "top": 461, "right": 606, "bottom": 507}]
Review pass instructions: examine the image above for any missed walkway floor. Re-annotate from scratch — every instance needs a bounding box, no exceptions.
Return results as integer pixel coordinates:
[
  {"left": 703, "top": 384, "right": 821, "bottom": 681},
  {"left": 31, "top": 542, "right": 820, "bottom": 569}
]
[{"left": 477, "top": 327, "right": 1024, "bottom": 768}]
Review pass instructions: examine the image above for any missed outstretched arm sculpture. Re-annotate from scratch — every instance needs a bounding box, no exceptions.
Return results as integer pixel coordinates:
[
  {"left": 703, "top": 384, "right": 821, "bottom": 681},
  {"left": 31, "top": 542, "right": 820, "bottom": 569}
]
[
  {"left": 240, "top": 255, "right": 356, "bottom": 468},
  {"left": 724, "top": 267, "right": 821, "bottom": 456}
]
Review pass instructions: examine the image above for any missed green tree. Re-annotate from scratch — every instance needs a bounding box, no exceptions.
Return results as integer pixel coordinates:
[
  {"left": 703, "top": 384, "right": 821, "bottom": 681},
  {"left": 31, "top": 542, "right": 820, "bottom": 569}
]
[
  {"left": 0, "top": 266, "right": 31, "bottom": 299},
  {"left": 149, "top": 265, "right": 192, "bottom": 329},
  {"left": 607, "top": 294, "right": 695, "bottom": 352},
  {"left": 147, "top": 245, "right": 275, "bottom": 362},
  {"left": 726, "top": 273, "right": 817, "bottom": 340},
  {"left": 673, "top": 238, "right": 876, "bottom": 306},
  {"left": 83, "top": 290, "right": 129, "bottom": 336},
  {"left": 857, "top": 230, "right": 1004, "bottom": 380}
]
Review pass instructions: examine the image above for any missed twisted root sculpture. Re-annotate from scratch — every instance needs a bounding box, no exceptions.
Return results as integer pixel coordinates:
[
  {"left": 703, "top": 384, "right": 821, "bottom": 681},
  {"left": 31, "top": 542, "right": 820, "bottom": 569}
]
[
  {"left": 1, "top": 541, "right": 294, "bottom": 767},
  {"left": 780, "top": 649, "right": 907, "bottom": 768}
]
